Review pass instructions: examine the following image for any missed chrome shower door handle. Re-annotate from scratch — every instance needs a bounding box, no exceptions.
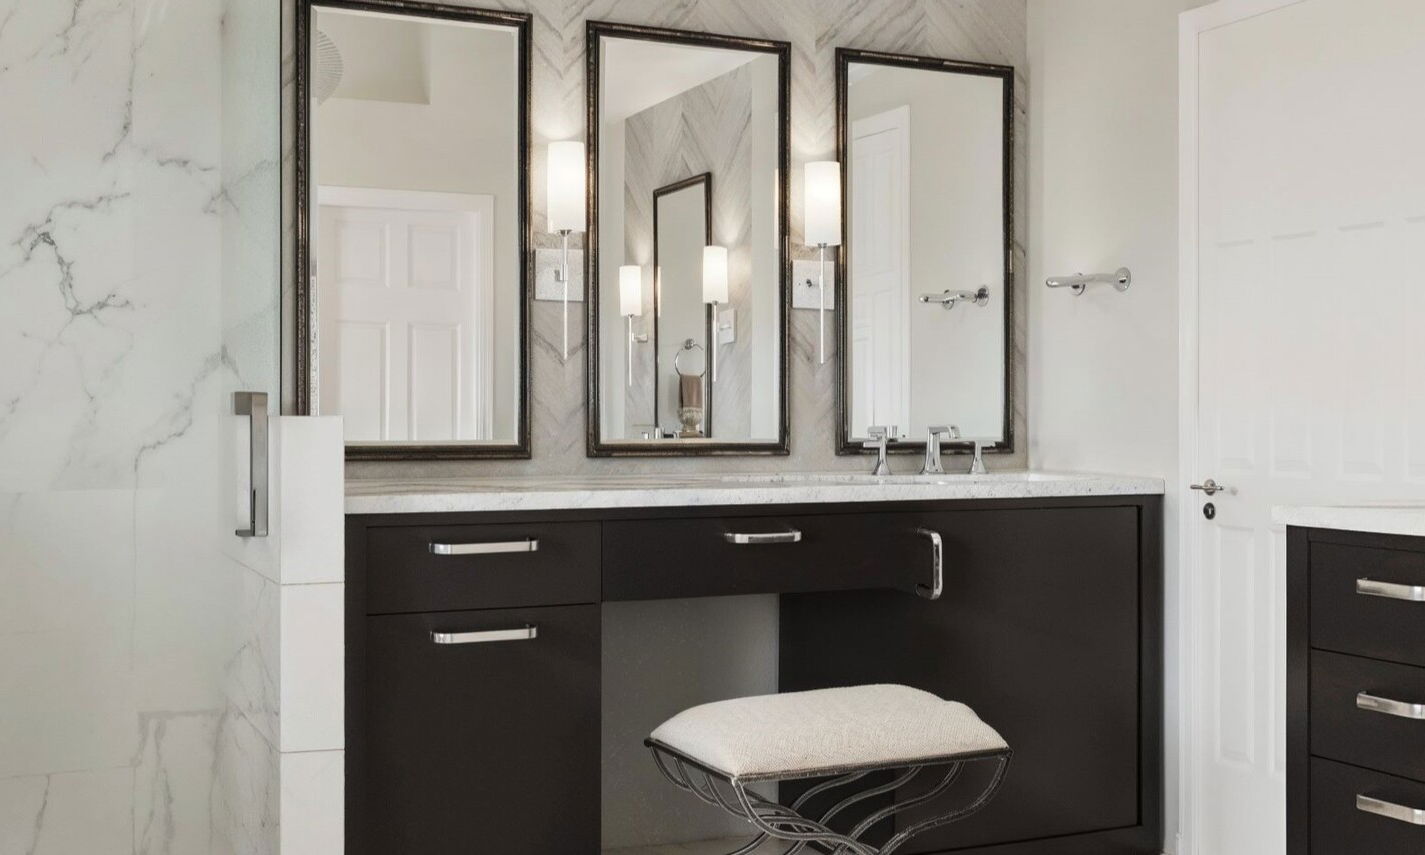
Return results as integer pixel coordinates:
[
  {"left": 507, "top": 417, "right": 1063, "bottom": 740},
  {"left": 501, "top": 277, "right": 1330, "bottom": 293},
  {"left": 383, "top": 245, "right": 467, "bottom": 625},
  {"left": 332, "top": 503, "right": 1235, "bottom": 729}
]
[
  {"left": 1357, "top": 794, "right": 1425, "bottom": 826},
  {"left": 916, "top": 528, "right": 943, "bottom": 600},
  {"left": 234, "top": 391, "right": 269, "bottom": 538}
]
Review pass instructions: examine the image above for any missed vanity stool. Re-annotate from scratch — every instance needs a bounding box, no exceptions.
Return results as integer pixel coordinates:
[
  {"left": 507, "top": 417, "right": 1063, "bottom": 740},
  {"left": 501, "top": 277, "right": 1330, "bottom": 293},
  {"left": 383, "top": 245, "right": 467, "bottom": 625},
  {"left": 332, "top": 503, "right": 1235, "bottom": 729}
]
[{"left": 646, "top": 684, "right": 1011, "bottom": 855}]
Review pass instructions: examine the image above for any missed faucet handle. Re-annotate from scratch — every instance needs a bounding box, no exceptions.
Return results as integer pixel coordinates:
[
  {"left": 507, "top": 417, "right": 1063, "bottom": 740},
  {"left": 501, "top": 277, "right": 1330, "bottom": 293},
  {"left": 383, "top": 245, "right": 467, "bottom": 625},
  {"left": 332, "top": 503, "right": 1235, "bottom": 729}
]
[{"left": 926, "top": 425, "right": 960, "bottom": 441}]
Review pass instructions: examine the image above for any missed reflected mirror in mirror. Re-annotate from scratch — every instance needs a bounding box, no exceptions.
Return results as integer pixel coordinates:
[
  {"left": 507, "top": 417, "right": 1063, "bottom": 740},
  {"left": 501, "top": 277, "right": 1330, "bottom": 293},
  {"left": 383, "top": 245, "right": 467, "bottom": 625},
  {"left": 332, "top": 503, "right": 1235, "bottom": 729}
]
[
  {"left": 298, "top": 3, "right": 530, "bottom": 459},
  {"left": 590, "top": 22, "right": 789, "bottom": 455},
  {"left": 837, "top": 50, "right": 1013, "bottom": 454}
]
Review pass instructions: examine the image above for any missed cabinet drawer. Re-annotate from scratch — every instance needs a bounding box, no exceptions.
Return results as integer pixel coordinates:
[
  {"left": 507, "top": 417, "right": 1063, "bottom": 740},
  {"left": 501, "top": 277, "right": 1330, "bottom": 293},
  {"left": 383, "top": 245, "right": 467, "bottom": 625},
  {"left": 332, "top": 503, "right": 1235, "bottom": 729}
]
[
  {"left": 364, "top": 521, "right": 599, "bottom": 614},
  {"left": 1311, "top": 542, "right": 1425, "bottom": 667},
  {"left": 1312, "top": 650, "right": 1425, "bottom": 782},
  {"left": 357, "top": 605, "right": 600, "bottom": 853},
  {"left": 603, "top": 512, "right": 934, "bottom": 601},
  {"left": 1311, "top": 758, "right": 1425, "bottom": 854}
]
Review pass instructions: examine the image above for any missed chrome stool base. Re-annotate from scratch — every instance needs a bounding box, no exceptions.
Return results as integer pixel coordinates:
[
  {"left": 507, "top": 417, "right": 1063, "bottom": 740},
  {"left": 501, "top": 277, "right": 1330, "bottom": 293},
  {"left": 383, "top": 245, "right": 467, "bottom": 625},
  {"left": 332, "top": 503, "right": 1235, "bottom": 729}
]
[{"left": 646, "top": 739, "right": 1012, "bottom": 855}]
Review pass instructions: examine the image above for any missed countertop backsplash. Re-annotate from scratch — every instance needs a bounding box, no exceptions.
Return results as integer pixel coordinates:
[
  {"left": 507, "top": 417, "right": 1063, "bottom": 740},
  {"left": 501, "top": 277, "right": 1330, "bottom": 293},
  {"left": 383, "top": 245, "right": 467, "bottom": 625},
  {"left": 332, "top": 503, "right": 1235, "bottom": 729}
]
[{"left": 282, "top": 0, "right": 1029, "bottom": 478}]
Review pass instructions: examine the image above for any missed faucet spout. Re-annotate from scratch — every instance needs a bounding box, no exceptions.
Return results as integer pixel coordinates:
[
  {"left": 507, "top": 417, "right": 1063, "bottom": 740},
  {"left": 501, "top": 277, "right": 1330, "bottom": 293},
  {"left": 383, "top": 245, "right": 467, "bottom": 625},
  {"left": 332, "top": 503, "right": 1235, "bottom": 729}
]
[{"left": 862, "top": 426, "right": 896, "bottom": 476}]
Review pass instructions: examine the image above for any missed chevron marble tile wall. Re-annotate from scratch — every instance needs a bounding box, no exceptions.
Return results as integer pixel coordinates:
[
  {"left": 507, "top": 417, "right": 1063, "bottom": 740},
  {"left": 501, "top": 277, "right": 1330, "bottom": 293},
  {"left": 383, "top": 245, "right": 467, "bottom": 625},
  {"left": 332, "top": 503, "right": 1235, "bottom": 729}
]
[{"left": 289, "top": 0, "right": 1030, "bottom": 477}]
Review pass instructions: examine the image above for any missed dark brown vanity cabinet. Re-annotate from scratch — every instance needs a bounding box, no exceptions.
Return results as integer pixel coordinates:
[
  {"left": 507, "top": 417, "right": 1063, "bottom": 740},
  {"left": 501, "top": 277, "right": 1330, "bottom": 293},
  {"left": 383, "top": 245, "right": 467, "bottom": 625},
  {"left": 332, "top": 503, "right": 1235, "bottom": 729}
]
[
  {"left": 348, "top": 496, "right": 1162, "bottom": 854},
  {"left": 1288, "top": 528, "right": 1425, "bottom": 854}
]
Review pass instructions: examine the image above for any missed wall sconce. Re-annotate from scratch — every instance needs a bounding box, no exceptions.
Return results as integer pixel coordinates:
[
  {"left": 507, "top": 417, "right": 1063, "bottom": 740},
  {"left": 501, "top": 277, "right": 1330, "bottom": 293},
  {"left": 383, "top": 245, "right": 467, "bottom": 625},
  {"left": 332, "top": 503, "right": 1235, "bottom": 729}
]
[
  {"left": 804, "top": 161, "right": 841, "bottom": 365},
  {"left": 702, "top": 245, "right": 729, "bottom": 382},
  {"left": 547, "top": 140, "right": 586, "bottom": 361},
  {"left": 619, "top": 264, "right": 647, "bottom": 387}
]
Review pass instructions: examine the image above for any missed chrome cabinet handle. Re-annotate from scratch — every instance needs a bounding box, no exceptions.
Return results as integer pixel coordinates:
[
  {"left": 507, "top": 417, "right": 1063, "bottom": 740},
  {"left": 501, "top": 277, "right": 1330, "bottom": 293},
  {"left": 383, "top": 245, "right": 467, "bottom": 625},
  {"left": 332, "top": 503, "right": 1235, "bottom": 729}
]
[
  {"left": 1357, "top": 794, "right": 1425, "bottom": 826},
  {"left": 1358, "top": 692, "right": 1425, "bottom": 720},
  {"left": 234, "top": 391, "right": 269, "bottom": 538},
  {"left": 916, "top": 528, "right": 944, "bottom": 600},
  {"left": 429, "top": 539, "right": 540, "bottom": 556},
  {"left": 1357, "top": 578, "right": 1425, "bottom": 602},
  {"left": 1189, "top": 478, "right": 1229, "bottom": 496},
  {"left": 431, "top": 626, "right": 538, "bottom": 645},
  {"left": 724, "top": 530, "right": 803, "bottom": 545}
]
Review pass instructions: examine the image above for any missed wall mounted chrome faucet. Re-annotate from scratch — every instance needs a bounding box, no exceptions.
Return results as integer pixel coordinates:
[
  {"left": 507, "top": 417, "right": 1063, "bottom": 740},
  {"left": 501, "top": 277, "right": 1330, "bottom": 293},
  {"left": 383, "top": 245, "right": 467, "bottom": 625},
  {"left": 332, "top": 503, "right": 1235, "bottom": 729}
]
[
  {"left": 1045, "top": 267, "right": 1131, "bottom": 295},
  {"left": 919, "top": 286, "right": 990, "bottom": 310}
]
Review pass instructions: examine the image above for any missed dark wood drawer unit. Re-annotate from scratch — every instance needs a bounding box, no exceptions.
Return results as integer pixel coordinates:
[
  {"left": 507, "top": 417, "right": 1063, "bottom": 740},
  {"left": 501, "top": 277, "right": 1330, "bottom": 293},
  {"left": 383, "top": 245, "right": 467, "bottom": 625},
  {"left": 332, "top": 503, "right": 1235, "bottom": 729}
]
[
  {"left": 364, "top": 520, "right": 600, "bottom": 614},
  {"left": 1289, "top": 527, "right": 1425, "bottom": 855},
  {"left": 781, "top": 505, "right": 1152, "bottom": 854},
  {"left": 1311, "top": 650, "right": 1425, "bottom": 782},
  {"left": 355, "top": 604, "right": 600, "bottom": 854},
  {"left": 349, "top": 495, "right": 1162, "bottom": 855},
  {"left": 1310, "top": 758, "right": 1425, "bottom": 854},
  {"left": 603, "top": 511, "right": 931, "bottom": 601},
  {"left": 1310, "top": 541, "right": 1425, "bottom": 667}
]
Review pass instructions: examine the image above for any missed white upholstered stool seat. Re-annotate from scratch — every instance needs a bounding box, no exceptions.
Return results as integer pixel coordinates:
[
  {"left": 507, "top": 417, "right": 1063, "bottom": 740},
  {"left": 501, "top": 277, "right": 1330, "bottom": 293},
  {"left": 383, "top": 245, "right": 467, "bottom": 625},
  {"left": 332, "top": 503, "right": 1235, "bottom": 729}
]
[
  {"left": 645, "top": 684, "right": 1012, "bottom": 855},
  {"left": 649, "top": 684, "right": 1008, "bottom": 781}
]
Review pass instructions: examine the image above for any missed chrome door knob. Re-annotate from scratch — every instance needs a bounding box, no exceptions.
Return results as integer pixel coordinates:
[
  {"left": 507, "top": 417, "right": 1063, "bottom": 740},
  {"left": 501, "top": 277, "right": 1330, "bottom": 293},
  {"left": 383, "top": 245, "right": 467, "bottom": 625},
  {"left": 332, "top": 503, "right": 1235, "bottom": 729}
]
[{"left": 1190, "top": 478, "right": 1229, "bottom": 496}]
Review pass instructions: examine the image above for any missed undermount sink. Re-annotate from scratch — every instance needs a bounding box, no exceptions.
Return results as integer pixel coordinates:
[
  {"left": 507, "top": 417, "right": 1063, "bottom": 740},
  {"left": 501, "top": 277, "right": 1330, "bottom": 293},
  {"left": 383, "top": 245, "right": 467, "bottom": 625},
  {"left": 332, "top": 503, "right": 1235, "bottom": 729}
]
[{"left": 712, "top": 471, "right": 1078, "bottom": 486}]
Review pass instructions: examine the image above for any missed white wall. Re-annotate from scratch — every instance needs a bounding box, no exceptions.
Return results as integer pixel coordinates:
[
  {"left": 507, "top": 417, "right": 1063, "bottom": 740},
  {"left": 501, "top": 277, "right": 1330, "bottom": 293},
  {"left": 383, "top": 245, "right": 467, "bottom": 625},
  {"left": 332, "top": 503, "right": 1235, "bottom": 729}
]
[{"left": 1027, "top": 1, "right": 1203, "bottom": 851}]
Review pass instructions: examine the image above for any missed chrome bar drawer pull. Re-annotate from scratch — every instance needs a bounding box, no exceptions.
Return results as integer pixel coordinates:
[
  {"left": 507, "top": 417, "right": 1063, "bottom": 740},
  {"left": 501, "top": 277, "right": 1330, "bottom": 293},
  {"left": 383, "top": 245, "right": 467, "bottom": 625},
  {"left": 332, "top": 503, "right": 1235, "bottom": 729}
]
[
  {"left": 916, "top": 528, "right": 944, "bottom": 601},
  {"left": 431, "top": 626, "right": 538, "bottom": 645},
  {"left": 1358, "top": 692, "right": 1425, "bottom": 720},
  {"left": 724, "top": 530, "right": 803, "bottom": 545},
  {"left": 1357, "top": 794, "right": 1425, "bottom": 826},
  {"left": 1357, "top": 578, "right": 1425, "bottom": 602},
  {"left": 429, "top": 539, "right": 540, "bottom": 556}
]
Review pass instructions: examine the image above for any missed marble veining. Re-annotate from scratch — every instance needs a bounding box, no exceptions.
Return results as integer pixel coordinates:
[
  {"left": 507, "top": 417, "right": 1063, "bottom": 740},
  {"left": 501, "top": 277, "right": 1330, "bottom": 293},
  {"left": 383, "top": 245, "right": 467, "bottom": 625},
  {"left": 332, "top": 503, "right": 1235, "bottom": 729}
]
[{"left": 346, "top": 470, "right": 1164, "bottom": 514}]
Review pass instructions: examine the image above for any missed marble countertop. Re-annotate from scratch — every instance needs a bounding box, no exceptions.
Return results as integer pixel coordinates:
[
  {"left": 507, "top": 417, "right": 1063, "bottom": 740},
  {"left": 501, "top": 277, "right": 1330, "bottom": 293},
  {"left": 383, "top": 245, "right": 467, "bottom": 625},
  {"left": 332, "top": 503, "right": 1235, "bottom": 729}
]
[
  {"left": 345, "top": 470, "right": 1165, "bottom": 515},
  {"left": 1272, "top": 503, "right": 1425, "bottom": 538}
]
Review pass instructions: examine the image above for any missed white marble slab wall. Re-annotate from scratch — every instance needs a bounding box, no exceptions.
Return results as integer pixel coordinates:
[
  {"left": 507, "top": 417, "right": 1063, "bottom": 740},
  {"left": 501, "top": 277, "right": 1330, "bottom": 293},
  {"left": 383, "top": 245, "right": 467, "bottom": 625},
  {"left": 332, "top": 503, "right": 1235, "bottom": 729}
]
[
  {"left": 304, "top": 0, "right": 1030, "bottom": 477},
  {"left": 0, "top": 0, "right": 288, "bottom": 851}
]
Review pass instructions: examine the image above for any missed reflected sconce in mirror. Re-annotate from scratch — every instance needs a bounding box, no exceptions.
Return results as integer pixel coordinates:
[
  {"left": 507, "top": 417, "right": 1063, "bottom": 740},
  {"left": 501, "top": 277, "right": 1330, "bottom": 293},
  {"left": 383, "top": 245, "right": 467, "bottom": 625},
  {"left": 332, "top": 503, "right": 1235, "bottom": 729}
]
[
  {"left": 702, "top": 245, "right": 729, "bottom": 382},
  {"left": 1045, "top": 267, "right": 1131, "bottom": 296},
  {"left": 919, "top": 286, "right": 990, "bottom": 310},
  {"left": 547, "top": 140, "right": 586, "bottom": 360},
  {"left": 619, "top": 265, "right": 647, "bottom": 387},
  {"left": 804, "top": 161, "right": 842, "bottom": 365}
]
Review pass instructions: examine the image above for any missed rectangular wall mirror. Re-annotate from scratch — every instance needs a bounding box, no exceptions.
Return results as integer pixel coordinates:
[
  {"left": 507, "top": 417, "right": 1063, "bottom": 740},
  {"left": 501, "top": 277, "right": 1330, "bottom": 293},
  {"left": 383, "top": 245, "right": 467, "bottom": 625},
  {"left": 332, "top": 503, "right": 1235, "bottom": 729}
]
[
  {"left": 835, "top": 48, "right": 1013, "bottom": 456},
  {"left": 588, "top": 21, "right": 790, "bottom": 456},
  {"left": 296, "top": 1, "right": 531, "bottom": 459}
]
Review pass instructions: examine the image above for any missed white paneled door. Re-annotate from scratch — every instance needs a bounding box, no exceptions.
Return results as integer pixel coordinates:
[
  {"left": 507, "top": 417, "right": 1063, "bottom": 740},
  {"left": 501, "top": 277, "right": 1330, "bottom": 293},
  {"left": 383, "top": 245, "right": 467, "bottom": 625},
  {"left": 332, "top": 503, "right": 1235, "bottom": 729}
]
[
  {"left": 1181, "top": 1, "right": 1425, "bottom": 852},
  {"left": 849, "top": 107, "right": 910, "bottom": 435},
  {"left": 317, "top": 187, "right": 494, "bottom": 443}
]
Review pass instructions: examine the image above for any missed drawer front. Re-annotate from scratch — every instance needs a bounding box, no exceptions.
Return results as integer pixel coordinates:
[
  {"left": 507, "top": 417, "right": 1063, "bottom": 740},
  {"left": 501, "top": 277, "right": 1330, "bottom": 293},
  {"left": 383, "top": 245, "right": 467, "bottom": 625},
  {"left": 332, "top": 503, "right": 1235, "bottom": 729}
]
[
  {"left": 365, "top": 521, "right": 600, "bottom": 614},
  {"left": 1311, "top": 542, "right": 1425, "bottom": 667},
  {"left": 358, "top": 605, "right": 600, "bottom": 854},
  {"left": 1312, "top": 650, "right": 1425, "bottom": 782},
  {"left": 1311, "top": 758, "right": 1425, "bottom": 854},
  {"left": 603, "top": 512, "right": 934, "bottom": 601}
]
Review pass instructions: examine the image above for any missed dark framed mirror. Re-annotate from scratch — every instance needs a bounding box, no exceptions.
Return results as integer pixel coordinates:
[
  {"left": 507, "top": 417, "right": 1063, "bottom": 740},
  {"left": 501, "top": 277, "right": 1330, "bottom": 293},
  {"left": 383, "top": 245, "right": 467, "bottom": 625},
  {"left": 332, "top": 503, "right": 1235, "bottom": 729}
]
[
  {"left": 834, "top": 47, "right": 1014, "bottom": 458},
  {"left": 295, "top": 0, "right": 531, "bottom": 459},
  {"left": 587, "top": 20, "right": 791, "bottom": 456}
]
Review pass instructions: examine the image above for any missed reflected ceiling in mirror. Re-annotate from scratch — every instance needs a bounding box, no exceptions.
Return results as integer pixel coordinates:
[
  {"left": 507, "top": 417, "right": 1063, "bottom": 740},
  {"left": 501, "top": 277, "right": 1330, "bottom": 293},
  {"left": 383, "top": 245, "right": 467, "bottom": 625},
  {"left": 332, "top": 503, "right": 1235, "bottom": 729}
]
[
  {"left": 836, "top": 49, "right": 1013, "bottom": 455},
  {"left": 588, "top": 22, "right": 790, "bottom": 456},
  {"left": 297, "top": 2, "right": 531, "bottom": 459}
]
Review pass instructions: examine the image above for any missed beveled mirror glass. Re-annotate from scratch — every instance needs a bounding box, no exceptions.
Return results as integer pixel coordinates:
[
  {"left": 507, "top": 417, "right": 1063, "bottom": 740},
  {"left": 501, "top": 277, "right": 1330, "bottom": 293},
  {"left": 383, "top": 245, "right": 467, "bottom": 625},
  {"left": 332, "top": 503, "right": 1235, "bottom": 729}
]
[
  {"left": 836, "top": 48, "right": 1013, "bottom": 455},
  {"left": 297, "top": 2, "right": 530, "bottom": 459},
  {"left": 588, "top": 22, "right": 789, "bottom": 456}
]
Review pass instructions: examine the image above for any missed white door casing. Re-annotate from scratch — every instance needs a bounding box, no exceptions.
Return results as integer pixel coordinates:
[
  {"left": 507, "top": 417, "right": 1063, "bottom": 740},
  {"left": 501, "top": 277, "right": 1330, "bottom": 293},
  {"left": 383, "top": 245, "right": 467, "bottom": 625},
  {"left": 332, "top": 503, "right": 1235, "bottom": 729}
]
[
  {"left": 316, "top": 187, "right": 494, "bottom": 443},
  {"left": 849, "top": 106, "right": 911, "bottom": 436},
  {"left": 1179, "top": 1, "right": 1425, "bottom": 853}
]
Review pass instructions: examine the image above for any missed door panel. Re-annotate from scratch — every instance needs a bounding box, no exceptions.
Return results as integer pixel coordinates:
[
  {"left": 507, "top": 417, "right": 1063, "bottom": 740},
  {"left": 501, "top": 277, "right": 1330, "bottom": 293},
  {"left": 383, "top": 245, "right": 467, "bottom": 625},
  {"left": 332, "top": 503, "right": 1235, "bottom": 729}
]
[{"left": 1186, "top": 1, "right": 1425, "bottom": 851}]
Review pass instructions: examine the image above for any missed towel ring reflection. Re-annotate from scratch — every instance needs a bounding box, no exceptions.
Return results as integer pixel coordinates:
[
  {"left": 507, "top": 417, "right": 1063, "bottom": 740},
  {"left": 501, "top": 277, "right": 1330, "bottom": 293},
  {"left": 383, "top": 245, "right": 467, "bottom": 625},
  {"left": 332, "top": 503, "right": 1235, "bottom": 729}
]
[{"left": 674, "top": 339, "right": 706, "bottom": 378}]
